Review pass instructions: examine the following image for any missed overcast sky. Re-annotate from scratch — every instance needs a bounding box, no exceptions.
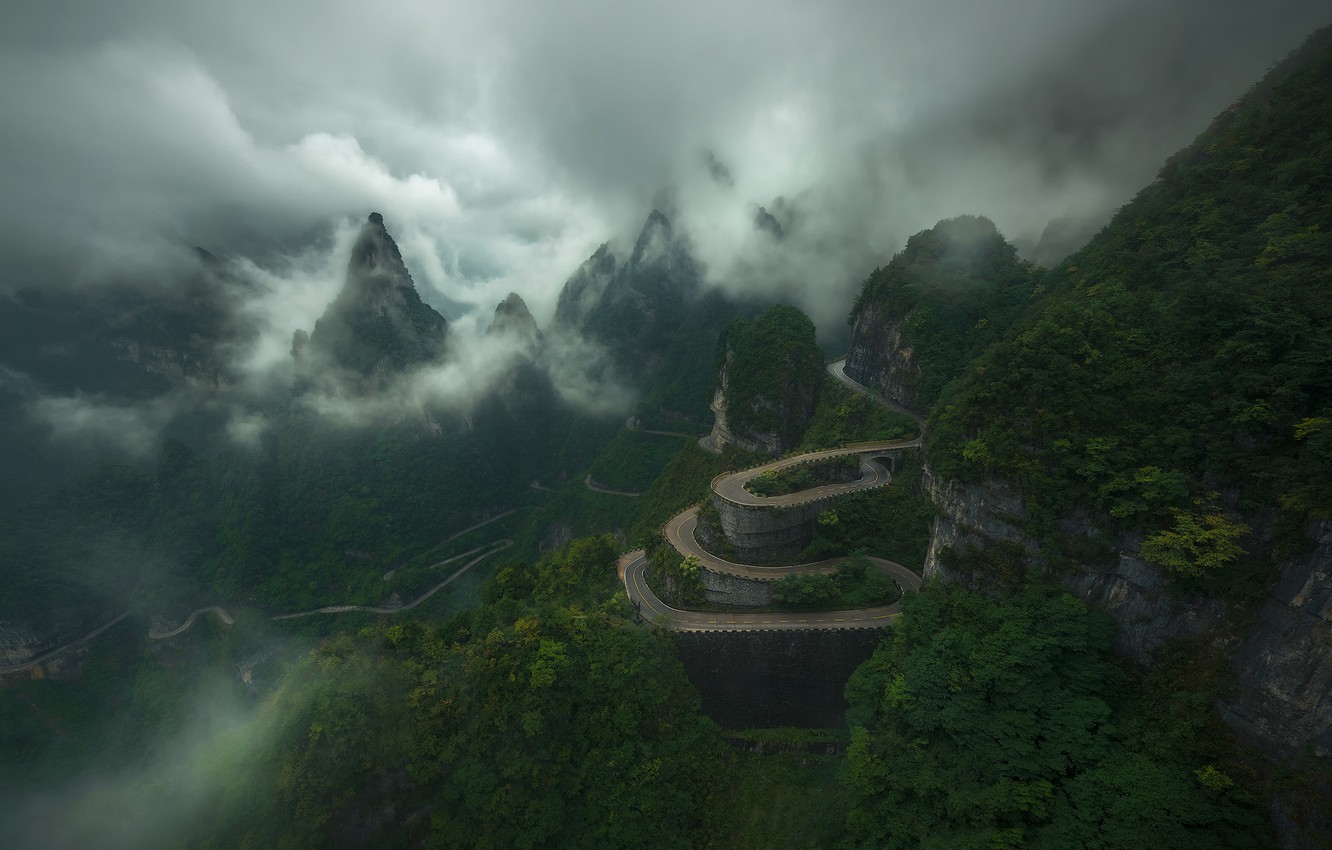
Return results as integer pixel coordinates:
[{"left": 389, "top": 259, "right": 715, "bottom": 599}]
[{"left": 2, "top": 0, "right": 1327, "bottom": 333}]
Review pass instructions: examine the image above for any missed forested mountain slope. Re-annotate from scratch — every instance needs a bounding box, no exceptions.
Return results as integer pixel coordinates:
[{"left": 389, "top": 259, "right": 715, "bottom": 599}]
[
  {"left": 916, "top": 26, "right": 1332, "bottom": 765},
  {"left": 845, "top": 215, "right": 1037, "bottom": 413}
]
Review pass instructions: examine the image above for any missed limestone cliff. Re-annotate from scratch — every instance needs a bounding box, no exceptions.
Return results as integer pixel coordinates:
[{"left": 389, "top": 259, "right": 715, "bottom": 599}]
[
  {"left": 921, "top": 460, "right": 1332, "bottom": 772},
  {"left": 844, "top": 215, "right": 1032, "bottom": 414},
  {"left": 487, "top": 292, "right": 542, "bottom": 352},
  {"left": 1222, "top": 519, "right": 1332, "bottom": 759},
  {"left": 304, "top": 213, "right": 448, "bottom": 390},
  {"left": 844, "top": 299, "right": 920, "bottom": 412},
  {"left": 707, "top": 304, "right": 821, "bottom": 456}
]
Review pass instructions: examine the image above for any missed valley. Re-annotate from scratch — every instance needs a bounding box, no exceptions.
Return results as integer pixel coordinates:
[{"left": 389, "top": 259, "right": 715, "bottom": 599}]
[{"left": 3, "top": 14, "right": 1332, "bottom": 850}]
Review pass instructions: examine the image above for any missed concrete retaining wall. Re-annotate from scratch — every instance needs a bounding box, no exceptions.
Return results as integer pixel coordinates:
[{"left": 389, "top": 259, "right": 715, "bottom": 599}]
[
  {"left": 702, "top": 570, "right": 774, "bottom": 606},
  {"left": 674, "top": 628, "right": 884, "bottom": 728},
  {"left": 710, "top": 492, "right": 828, "bottom": 562}
]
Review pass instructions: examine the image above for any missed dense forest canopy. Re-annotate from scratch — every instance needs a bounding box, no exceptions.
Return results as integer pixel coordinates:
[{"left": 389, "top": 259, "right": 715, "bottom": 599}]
[
  {"left": 927, "top": 31, "right": 1332, "bottom": 576},
  {"left": 850, "top": 215, "right": 1037, "bottom": 408}
]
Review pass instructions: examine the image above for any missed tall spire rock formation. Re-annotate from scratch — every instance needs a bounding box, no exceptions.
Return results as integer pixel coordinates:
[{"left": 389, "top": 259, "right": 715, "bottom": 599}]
[
  {"left": 554, "top": 209, "right": 709, "bottom": 371},
  {"left": 303, "top": 213, "right": 448, "bottom": 389},
  {"left": 487, "top": 291, "right": 543, "bottom": 354}
]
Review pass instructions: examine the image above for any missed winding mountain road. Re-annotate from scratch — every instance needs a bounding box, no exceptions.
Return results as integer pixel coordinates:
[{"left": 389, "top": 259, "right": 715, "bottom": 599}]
[
  {"left": 712, "top": 439, "right": 917, "bottom": 508},
  {"left": 0, "top": 610, "right": 134, "bottom": 675},
  {"left": 621, "top": 550, "right": 916, "bottom": 631},
  {"left": 622, "top": 362, "right": 927, "bottom": 632},
  {"left": 826, "top": 358, "right": 925, "bottom": 425},
  {"left": 148, "top": 606, "right": 235, "bottom": 640}
]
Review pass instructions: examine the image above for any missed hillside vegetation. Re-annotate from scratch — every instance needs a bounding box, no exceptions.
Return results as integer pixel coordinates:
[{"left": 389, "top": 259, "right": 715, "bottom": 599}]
[
  {"left": 849, "top": 215, "right": 1037, "bottom": 409},
  {"left": 928, "top": 29, "right": 1332, "bottom": 576}
]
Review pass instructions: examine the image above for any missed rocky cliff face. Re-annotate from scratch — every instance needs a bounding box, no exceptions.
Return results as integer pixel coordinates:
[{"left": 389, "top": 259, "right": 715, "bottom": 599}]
[
  {"left": 922, "top": 465, "right": 1230, "bottom": 664},
  {"left": 707, "top": 305, "right": 821, "bottom": 455},
  {"left": 553, "top": 242, "right": 618, "bottom": 328},
  {"left": 708, "top": 346, "right": 817, "bottom": 455},
  {"left": 844, "top": 299, "right": 921, "bottom": 412},
  {"left": 487, "top": 292, "right": 542, "bottom": 352},
  {"left": 304, "top": 213, "right": 448, "bottom": 390},
  {"left": 922, "top": 463, "right": 1332, "bottom": 760},
  {"left": 1222, "top": 519, "right": 1332, "bottom": 759}
]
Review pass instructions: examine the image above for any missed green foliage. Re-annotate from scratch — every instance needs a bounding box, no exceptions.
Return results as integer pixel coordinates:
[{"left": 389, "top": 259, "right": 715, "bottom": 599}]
[
  {"left": 587, "top": 427, "right": 691, "bottom": 492},
  {"left": 1140, "top": 502, "right": 1250, "bottom": 578},
  {"left": 700, "top": 751, "right": 851, "bottom": 850},
  {"left": 626, "top": 442, "right": 736, "bottom": 545},
  {"left": 797, "top": 378, "right": 918, "bottom": 451},
  {"left": 799, "top": 453, "right": 935, "bottom": 568},
  {"left": 849, "top": 215, "right": 1038, "bottom": 409},
  {"left": 843, "top": 584, "right": 1272, "bottom": 849},
  {"left": 188, "top": 537, "right": 725, "bottom": 849},
  {"left": 652, "top": 551, "right": 707, "bottom": 606},
  {"left": 926, "top": 41, "right": 1332, "bottom": 569},
  {"left": 771, "top": 557, "right": 900, "bottom": 610},
  {"left": 772, "top": 573, "right": 836, "bottom": 606},
  {"left": 745, "top": 455, "right": 860, "bottom": 497},
  {"left": 718, "top": 305, "right": 824, "bottom": 447}
]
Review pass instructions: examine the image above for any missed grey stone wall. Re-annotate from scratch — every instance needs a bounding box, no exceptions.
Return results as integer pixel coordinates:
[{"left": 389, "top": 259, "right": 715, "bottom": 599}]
[
  {"left": 922, "top": 462, "right": 1228, "bottom": 665},
  {"left": 701, "top": 570, "right": 773, "bottom": 607},
  {"left": 845, "top": 300, "right": 921, "bottom": 411},
  {"left": 711, "top": 492, "right": 827, "bottom": 563},
  {"left": 673, "top": 628, "right": 884, "bottom": 728},
  {"left": 1221, "top": 519, "right": 1332, "bottom": 759}
]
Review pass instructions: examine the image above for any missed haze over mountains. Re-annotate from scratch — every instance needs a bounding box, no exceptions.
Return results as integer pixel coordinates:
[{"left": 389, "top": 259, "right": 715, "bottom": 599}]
[
  {"left": 3, "top": 4, "right": 1332, "bottom": 849},
  {"left": 3, "top": 0, "right": 1327, "bottom": 331}
]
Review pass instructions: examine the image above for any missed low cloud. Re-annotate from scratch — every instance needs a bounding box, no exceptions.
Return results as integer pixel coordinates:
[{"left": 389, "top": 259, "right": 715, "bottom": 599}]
[{"left": 26, "top": 394, "right": 185, "bottom": 458}]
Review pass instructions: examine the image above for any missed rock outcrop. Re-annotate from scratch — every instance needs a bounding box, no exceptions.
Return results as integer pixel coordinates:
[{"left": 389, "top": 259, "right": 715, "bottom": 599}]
[
  {"left": 487, "top": 292, "right": 542, "bottom": 352},
  {"left": 707, "top": 304, "right": 822, "bottom": 455},
  {"left": 304, "top": 213, "right": 448, "bottom": 390},
  {"left": 843, "top": 215, "right": 1031, "bottom": 413},
  {"left": 844, "top": 300, "right": 920, "bottom": 412},
  {"left": 921, "top": 464, "right": 1230, "bottom": 665},
  {"left": 1222, "top": 519, "right": 1332, "bottom": 758},
  {"left": 922, "top": 462, "right": 1332, "bottom": 763}
]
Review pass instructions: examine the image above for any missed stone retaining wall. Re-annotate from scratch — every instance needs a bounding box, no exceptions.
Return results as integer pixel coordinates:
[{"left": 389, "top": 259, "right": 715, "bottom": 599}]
[
  {"left": 710, "top": 492, "right": 828, "bottom": 562},
  {"left": 702, "top": 570, "right": 774, "bottom": 606}
]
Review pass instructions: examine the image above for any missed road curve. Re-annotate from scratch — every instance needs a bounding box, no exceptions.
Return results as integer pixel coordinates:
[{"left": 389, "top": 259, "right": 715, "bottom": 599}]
[
  {"left": 583, "top": 475, "right": 642, "bottom": 497},
  {"left": 826, "top": 359, "right": 925, "bottom": 425},
  {"left": 619, "top": 360, "right": 932, "bottom": 632},
  {"left": 712, "top": 438, "right": 918, "bottom": 509},
  {"left": 273, "top": 539, "right": 513, "bottom": 620},
  {"left": 0, "top": 610, "right": 135, "bottom": 675},
  {"left": 151, "top": 540, "right": 515, "bottom": 636},
  {"left": 149, "top": 606, "right": 236, "bottom": 640},
  {"left": 621, "top": 550, "right": 914, "bottom": 631},
  {"left": 663, "top": 507, "right": 920, "bottom": 590}
]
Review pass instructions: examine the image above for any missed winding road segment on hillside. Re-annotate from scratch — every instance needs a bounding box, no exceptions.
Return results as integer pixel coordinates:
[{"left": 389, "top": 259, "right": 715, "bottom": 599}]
[
  {"left": 623, "top": 420, "right": 926, "bottom": 630},
  {"left": 617, "top": 356, "right": 930, "bottom": 631},
  {"left": 826, "top": 358, "right": 925, "bottom": 425},
  {"left": 620, "top": 550, "right": 918, "bottom": 631},
  {"left": 712, "top": 438, "right": 918, "bottom": 508}
]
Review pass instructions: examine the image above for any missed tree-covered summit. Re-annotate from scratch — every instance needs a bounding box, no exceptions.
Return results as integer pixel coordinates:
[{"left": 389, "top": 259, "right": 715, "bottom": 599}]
[
  {"left": 845, "top": 215, "right": 1036, "bottom": 411},
  {"left": 713, "top": 304, "right": 824, "bottom": 454}
]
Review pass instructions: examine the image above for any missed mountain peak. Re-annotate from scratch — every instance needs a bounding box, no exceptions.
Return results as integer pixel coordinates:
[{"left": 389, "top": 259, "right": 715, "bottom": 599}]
[
  {"left": 488, "top": 292, "right": 542, "bottom": 350},
  {"left": 303, "top": 212, "right": 448, "bottom": 385}
]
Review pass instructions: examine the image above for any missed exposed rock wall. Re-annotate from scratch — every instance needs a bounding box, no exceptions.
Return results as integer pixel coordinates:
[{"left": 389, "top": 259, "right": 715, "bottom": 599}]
[
  {"left": 708, "top": 347, "right": 816, "bottom": 456},
  {"left": 845, "top": 300, "right": 920, "bottom": 411},
  {"left": 701, "top": 571, "right": 773, "bottom": 607},
  {"left": 922, "top": 464, "right": 1228, "bottom": 665},
  {"left": 922, "top": 463, "right": 1332, "bottom": 761},
  {"left": 1222, "top": 520, "right": 1332, "bottom": 758}
]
